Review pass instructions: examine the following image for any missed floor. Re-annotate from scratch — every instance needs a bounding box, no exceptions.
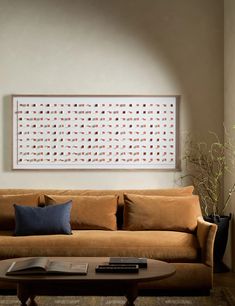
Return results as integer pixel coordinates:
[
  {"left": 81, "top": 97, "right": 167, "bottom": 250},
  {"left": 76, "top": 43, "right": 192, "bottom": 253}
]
[{"left": 214, "top": 272, "right": 235, "bottom": 295}]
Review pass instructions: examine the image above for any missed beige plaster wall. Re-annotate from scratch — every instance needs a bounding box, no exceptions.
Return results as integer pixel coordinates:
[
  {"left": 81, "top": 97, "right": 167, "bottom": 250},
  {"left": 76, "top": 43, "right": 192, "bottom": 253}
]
[
  {"left": 224, "top": 0, "right": 235, "bottom": 271},
  {"left": 0, "top": 0, "right": 223, "bottom": 189}
]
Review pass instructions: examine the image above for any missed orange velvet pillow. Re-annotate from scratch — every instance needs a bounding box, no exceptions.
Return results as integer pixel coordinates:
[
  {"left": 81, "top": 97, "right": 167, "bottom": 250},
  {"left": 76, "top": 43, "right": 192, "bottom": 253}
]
[
  {"left": 120, "top": 186, "right": 194, "bottom": 198},
  {"left": 44, "top": 195, "right": 118, "bottom": 231},
  {"left": 124, "top": 194, "right": 202, "bottom": 232},
  {"left": 0, "top": 194, "right": 40, "bottom": 230}
]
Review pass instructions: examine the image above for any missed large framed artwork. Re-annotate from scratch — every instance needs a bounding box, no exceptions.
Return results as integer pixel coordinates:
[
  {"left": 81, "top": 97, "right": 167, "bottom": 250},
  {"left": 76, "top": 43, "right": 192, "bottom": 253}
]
[{"left": 12, "top": 95, "right": 180, "bottom": 169}]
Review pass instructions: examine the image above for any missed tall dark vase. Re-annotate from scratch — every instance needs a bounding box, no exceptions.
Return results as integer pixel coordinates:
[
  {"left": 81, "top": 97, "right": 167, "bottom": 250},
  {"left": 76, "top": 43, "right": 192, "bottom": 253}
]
[{"left": 204, "top": 214, "right": 231, "bottom": 273}]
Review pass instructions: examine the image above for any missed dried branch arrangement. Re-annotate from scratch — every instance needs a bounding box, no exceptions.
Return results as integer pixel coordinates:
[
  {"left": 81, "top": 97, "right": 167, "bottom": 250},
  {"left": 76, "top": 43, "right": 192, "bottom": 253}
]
[{"left": 181, "top": 131, "right": 235, "bottom": 216}]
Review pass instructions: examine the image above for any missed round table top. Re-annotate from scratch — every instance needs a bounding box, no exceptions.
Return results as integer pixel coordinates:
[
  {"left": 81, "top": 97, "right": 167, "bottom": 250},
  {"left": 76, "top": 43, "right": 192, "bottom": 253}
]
[{"left": 0, "top": 257, "right": 176, "bottom": 283}]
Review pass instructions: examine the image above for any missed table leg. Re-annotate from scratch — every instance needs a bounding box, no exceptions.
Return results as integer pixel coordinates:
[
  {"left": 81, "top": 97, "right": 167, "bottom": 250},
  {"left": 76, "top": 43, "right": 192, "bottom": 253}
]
[
  {"left": 17, "top": 283, "right": 30, "bottom": 306},
  {"left": 28, "top": 295, "right": 38, "bottom": 306},
  {"left": 124, "top": 284, "right": 138, "bottom": 306}
]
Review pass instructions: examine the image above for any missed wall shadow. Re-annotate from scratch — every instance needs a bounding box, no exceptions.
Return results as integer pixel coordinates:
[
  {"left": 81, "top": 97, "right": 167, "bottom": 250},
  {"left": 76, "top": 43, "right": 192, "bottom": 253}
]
[{"left": 1, "top": 0, "right": 224, "bottom": 173}]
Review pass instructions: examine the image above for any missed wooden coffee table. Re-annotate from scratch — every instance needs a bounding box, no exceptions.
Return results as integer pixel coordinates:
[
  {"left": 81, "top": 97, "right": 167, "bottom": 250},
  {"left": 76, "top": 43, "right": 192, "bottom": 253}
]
[{"left": 0, "top": 257, "right": 175, "bottom": 306}]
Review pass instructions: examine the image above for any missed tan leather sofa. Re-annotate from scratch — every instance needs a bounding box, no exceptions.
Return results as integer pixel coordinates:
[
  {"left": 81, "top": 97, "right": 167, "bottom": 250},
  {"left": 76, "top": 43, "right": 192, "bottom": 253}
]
[{"left": 0, "top": 187, "right": 217, "bottom": 293}]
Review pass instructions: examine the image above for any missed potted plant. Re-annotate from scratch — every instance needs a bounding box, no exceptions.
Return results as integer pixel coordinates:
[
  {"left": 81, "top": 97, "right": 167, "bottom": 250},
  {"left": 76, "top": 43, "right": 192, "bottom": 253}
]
[{"left": 181, "top": 131, "right": 235, "bottom": 272}]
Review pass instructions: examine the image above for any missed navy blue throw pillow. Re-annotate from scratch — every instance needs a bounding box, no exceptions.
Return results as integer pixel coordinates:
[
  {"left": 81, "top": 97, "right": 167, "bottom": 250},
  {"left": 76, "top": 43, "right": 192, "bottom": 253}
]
[{"left": 14, "top": 201, "right": 72, "bottom": 236}]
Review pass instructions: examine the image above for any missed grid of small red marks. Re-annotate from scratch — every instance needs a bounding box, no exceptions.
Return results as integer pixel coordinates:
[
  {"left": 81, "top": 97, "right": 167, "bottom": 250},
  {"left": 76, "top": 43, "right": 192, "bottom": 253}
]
[{"left": 14, "top": 97, "right": 177, "bottom": 169}]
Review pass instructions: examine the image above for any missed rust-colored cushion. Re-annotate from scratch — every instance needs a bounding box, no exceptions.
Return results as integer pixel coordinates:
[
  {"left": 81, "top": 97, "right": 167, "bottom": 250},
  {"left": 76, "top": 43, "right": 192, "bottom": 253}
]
[
  {"left": 44, "top": 195, "right": 118, "bottom": 230},
  {"left": 0, "top": 194, "right": 40, "bottom": 230},
  {"left": 124, "top": 194, "right": 202, "bottom": 232},
  {"left": 119, "top": 186, "right": 194, "bottom": 198},
  {"left": 0, "top": 230, "right": 199, "bottom": 262}
]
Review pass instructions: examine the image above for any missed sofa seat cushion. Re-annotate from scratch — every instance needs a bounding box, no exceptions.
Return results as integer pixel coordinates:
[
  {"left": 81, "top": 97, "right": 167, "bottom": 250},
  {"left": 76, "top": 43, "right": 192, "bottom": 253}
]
[{"left": 0, "top": 230, "right": 200, "bottom": 263}]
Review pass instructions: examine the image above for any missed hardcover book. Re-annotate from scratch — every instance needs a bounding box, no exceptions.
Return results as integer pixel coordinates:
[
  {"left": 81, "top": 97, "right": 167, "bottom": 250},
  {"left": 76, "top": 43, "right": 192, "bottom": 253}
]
[
  {"left": 109, "top": 257, "right": 147, "bottom": 268},
  {"left": 6, "top": 258, "right": 88, "bottom": 275}
]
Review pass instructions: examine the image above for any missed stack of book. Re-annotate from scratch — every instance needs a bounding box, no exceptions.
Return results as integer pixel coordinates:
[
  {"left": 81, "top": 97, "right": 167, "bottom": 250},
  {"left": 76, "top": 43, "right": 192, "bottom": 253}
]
[{"left": 95, "top": 257, "right": 147, "bottom": 273}]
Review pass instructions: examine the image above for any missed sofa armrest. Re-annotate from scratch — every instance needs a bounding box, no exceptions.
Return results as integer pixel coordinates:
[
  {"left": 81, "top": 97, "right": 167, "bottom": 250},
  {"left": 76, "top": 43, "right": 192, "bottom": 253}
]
[{"left": 196, "top": 216, "right": 217, "bottom": 267}]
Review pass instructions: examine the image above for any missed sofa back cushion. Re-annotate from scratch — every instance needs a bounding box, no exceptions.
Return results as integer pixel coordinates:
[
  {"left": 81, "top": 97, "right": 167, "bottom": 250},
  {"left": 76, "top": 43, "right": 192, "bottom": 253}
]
[
  {"left": 44, "top": 195, "right": 118, "bottom": 231},
  {"left": 123, "top": 194, "right": 202, "bottom": 232},
  {"left": 0, "top": 186, "right": 194, "bottom": 230},
  {"left": 0, "top": 186, "right": 194, "bottom": 203},
  {"left": 0, "top": 194, "right": 40, "bottom": 230}
]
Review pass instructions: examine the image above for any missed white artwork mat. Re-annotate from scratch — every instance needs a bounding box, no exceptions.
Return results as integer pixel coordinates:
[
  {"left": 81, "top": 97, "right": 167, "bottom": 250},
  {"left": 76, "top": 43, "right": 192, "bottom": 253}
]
[{"left": 12, "top": 95, "right": 179, "bottom": 169}]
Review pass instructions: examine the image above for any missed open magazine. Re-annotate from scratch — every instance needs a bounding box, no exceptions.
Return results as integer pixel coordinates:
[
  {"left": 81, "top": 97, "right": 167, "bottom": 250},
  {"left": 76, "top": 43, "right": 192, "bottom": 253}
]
[{"left": 6, "top": 257, "right": 88, "bottom": 275}]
